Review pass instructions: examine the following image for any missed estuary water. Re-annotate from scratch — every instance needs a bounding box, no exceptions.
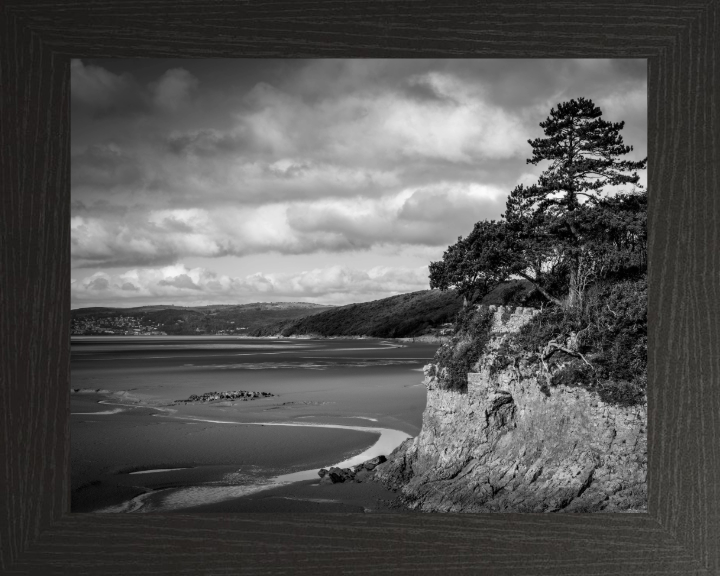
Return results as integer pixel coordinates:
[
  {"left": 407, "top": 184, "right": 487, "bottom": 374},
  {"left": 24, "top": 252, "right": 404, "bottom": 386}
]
[{"left": 71, "top": 336, "right": 439, "bottom": 512}]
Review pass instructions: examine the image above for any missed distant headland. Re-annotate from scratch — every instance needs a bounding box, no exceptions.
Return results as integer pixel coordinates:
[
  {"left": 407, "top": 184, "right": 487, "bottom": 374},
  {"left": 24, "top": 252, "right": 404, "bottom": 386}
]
[{"left": 71, "top": 283, "right": 536, "bottom": 340}]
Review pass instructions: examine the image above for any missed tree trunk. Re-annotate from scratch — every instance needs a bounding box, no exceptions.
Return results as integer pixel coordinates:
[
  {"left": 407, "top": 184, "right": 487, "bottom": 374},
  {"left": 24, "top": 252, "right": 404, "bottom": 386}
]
[
  {"left": 516, "top": 272, "right": 563, "bottom": 307},
  {"left": 567, "top": 246, "right": 593, "bottom": 310},
  {"left": 567, "top": 265, "right": 579, "bottom": 308}
]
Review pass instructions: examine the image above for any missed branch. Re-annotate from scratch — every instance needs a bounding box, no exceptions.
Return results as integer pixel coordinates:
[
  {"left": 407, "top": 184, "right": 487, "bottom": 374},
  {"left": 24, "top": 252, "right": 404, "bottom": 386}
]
[
  {"left": 549, "top": 343, "right": 592, "bottom": 368},
  {"left": 515, "top": 271, "right": 563, "bottom": 306},
  {"left": 540, "top": 338, "right": 593, "bottom": 376},
  {"left": 575, "top": 192, "right": 601, "bottom": 201}
]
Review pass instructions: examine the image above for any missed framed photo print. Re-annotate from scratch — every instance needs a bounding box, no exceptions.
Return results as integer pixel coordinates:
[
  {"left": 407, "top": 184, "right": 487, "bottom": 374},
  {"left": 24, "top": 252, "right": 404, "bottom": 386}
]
[{"left": 2, "top": 1, "right": 718, "bottom": 574}]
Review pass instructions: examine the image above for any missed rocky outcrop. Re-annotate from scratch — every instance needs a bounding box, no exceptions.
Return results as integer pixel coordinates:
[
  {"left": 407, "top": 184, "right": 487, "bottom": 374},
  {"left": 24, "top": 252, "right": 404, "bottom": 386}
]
[
  {"left": 318, "top": 456, "right": 387, "bottom": 484},
  {"left": 177, "top": 390, "right": 274, "bottom": 403},
  {"left": 374, "top": 305, "right": 647, "bottom": 513}
]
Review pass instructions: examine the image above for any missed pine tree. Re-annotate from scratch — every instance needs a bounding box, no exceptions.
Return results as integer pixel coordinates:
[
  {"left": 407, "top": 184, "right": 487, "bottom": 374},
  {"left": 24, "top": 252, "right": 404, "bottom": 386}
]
[
  {"left": 510, "top": 97, "right": 647, "bottom": 306},
  {"left": 430, "top": 97, "right": 646, "bottom": 309},
  {"left": 525, "top": 97, "right": 646, "bottom": 211}
]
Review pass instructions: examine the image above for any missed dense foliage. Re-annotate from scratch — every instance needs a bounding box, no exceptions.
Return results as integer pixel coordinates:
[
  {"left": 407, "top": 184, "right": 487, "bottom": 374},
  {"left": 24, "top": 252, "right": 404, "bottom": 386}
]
[
  {"left": 480, "top": 280, "right": 544, "bottom": 308},
  {"left": 510, "top": 279, "right": 647, "bottom": 405},
  {"left": 431, "top": 306, "right": 495, "bottom": 392},
  {"left": 249, "top": 290, "right": 463, "bottom": 338}
]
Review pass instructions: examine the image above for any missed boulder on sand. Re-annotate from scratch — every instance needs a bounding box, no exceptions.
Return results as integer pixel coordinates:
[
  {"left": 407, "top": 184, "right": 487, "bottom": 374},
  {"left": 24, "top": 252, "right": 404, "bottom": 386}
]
[
  {"left": 177, "top": 389, "right": 275, "bottom": 403},
  {"left": 317, "top": 457, "right": 388, "bottom": 485},
  {"left": 318, "top": 466, "right": 356, "bottom": 484},
  {"left": 327, "top": 468, "right": 345, "bottom": 484}
]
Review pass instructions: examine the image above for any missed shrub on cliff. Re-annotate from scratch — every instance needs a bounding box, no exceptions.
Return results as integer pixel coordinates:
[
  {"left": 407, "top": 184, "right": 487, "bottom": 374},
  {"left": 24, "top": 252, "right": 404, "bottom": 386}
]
[
  {"left": 513, "top": 279, "right": 647, "bottom": 405},
  {"left": 432, "top": 307, "right": 495, "bottom": 392}
]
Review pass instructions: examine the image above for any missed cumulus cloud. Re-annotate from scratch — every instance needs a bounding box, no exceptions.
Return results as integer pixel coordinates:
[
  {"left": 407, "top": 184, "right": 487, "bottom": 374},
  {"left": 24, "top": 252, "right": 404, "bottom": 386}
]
[
  {"left": 231, "top": 73, "right": 529, "bottom": 168},
  {"left": 71, "top": 143, "right": 144, "bottom": 188},
  {"left": 151, "top": 68, "right": 198, "bottom": 111},
  {"left": 70, "top": 184, "right": 506, "bottom": 267},
  {"left": 71, "top": 263, "right": 432, "bottom": 307},
  {"left": 71, "top": 59, "right": 646, "bottom": 207},
  {"left": 158, "top": 273, "right": 202, "bottom": 290},
  {"left": 165, "top": 127, "right": 255, "bottom": 156},
  {"left": 71, "top": 59, "right": 198, "bottom": 119},
  {"left": 86, "top": 276, "right": 109, "bottom": 291},
  {"left": 71, "top": 59, "right": 646, "bottom": 306},
  {"left": 71, "top": 60, "right": 145, "bottom": 117}
]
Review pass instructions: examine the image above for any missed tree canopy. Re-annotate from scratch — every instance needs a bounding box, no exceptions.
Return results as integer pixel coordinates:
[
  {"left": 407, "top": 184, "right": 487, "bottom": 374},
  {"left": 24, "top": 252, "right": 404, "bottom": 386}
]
[
  {"left": 526, "top": 96, "right": 646, "bottom": 212},
  {"left": 429, "top": 97, "right": 647, "bottom": 308}
]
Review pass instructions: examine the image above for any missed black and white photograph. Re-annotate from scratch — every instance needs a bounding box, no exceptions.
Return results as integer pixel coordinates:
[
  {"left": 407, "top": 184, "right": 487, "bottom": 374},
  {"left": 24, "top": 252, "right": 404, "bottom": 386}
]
[{"left": 70, "top": 58, "right": 647, "bottom": 514}]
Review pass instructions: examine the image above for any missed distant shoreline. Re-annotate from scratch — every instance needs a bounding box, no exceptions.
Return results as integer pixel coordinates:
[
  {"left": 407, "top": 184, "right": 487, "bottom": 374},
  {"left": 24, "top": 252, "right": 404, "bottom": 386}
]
[{"left": 71, "top": 333, "right": 449, "bottom": 343}]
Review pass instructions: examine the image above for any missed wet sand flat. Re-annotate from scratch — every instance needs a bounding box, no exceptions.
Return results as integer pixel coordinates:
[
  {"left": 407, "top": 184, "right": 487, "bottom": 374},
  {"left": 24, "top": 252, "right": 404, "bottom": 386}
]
[
  {"left": 71, "top": 337, "right": 437, "bottom": 513},
  {"left": 176, "top": 478, "right": 407, "bottom": 513}
]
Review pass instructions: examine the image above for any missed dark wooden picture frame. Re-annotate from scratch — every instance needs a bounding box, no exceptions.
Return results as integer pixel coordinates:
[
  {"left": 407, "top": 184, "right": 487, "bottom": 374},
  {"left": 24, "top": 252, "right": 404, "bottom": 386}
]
[{"left": 2, "top": 2, "right": 718, "bottom": 574}]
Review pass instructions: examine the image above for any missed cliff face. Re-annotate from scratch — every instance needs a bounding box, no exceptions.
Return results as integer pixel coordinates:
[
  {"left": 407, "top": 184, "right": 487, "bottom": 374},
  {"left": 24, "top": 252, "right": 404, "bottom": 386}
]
[{"left": 374, "top": 306, "right": 647, "bottom": 512}]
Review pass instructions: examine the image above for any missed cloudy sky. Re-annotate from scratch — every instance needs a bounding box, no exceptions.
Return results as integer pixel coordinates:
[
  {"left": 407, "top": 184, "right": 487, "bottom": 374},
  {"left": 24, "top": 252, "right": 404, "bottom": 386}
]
[{"left": 71, "top": 59, "right": 647, "bottom": 309}]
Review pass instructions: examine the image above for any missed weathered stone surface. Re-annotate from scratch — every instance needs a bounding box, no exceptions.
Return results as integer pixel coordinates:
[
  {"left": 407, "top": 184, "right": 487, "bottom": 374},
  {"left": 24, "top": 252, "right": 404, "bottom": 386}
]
[
  {"left": 319, "top": 474, "right": 334, "bottom": 485},
  {"left": 322, "top": 466, "right": 356, "bottom": 483},
  {"left": 374, "top": 306, "right": 647, "bottom": 513},
  {"left": 320, "top": 456, "right": 389, "bottom": 484},
  {"left": 361, "top": 455, "right": 387, "bottom": 470}
]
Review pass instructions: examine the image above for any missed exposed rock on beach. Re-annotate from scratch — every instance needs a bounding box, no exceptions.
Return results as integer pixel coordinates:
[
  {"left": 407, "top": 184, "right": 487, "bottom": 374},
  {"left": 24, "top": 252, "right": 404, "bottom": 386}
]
[
  {"left": 177, "top": 390, "right": 274, "bottom": 403},
  {"left": 317, "top": 455, "right": 387, "bottom": 484}
]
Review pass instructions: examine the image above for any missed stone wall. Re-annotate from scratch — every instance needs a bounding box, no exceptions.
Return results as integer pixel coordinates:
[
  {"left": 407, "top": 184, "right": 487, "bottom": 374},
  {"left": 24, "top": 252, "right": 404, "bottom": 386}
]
[{"left": 374, "top": 305, "right": 647, "bottom": 513}]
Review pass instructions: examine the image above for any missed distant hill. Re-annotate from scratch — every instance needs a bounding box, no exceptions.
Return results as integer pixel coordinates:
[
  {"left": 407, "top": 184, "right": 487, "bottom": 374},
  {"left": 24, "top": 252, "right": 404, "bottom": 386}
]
[
  {"left": 247, "top": 281, "right": 542, "bottom": 339},
  {"left": 71, "top": 302, "right": 333, "bottom": 336},
  {"left": 248, "top": 290, "right": 464, "bottom": 338},
  {"left": 71, "top": 282, "right": 539, "bottom": 338}
]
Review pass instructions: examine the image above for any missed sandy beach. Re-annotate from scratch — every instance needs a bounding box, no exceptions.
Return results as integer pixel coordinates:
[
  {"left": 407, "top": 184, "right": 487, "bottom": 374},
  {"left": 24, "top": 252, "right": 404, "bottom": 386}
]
[{"left": 71, "top": 337, "right": 435, "bottom": 513}]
